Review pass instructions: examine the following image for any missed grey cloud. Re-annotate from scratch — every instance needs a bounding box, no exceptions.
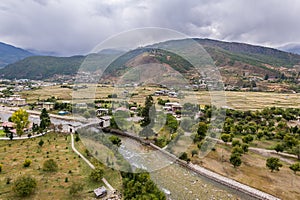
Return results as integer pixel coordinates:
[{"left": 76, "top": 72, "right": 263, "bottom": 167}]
[{"left": 0, "top": 0, "right": 299, "bottom": 55}]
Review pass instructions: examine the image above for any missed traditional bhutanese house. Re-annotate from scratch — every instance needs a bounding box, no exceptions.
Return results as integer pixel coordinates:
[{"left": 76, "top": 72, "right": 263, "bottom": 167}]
[
  {"left": 96, "top": 108, "right": 109, "bottom": 116},
  {"left": 42, "top": 102, "right": 55, "bottom": 110},
  {"left": 165, "top": 102, "right": 182, "bottom": 113},
  {"left": 94, "top": 186, "right": 107, "bottom": 198},
  {"left": 99, "top": 116, "right": 111, "bottom": 128}
]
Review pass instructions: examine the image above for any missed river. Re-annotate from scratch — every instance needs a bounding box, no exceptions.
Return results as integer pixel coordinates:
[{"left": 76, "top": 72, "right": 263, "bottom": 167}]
[{"left": 90, "top": 130, "right": 258, "bottom": 200}]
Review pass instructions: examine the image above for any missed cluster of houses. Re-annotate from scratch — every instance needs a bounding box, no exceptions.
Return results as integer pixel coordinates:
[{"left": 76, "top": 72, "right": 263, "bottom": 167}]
[
  {"left": 0, "top": 79, "right": 57, "bottom": 93},
  {"left": 0, "top": 94, "right": 26, "bottom": 106},
  {"left": 154, "top": 90, "right": 179, "bottom": 98},
  {"left": 163, "top": 102, "right": 182, "bottom": 116}
]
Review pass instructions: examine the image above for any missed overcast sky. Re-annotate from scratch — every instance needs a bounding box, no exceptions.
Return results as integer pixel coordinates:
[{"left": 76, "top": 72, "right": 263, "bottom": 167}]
[{"left": 0, "top": 0, "right": 299, "bottom": 56}]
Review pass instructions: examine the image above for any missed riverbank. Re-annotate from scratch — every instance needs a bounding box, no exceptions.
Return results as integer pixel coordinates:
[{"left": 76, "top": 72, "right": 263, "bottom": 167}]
[{"left": 103, "top": 128, "right": 281, "bottom": 200}]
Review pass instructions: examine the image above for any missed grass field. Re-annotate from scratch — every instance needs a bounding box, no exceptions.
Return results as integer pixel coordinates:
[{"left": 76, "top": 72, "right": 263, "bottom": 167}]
[
  {"left": 19, "top": 85, "right": 300, "bottom": 110},
  {"left": 0, "top": 133, "right": 122, "bottom": 200},
  {"left": 189, "top": 143, "right": 300, "bottom": 200}
]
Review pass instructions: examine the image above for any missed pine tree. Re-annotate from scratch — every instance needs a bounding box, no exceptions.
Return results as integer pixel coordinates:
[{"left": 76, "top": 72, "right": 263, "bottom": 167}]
[{"left": 40, "top": 108, "right": 51, "bottom": 130}]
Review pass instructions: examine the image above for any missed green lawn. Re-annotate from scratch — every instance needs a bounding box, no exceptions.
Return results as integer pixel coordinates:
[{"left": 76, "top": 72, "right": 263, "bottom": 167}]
[{"left": 0, "top": 132, "right": 122, "bottom": 199}]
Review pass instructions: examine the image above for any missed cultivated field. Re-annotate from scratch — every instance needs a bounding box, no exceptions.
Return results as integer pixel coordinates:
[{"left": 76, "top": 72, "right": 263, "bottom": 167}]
[{"left": 19, "top": 85, "right": 300, "bottom": 110}]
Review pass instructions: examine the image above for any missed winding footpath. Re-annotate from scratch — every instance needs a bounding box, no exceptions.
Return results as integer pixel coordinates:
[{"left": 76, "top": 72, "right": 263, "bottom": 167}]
[
  {"left": 70, "top": 133, "right": 95, "bottom": 169},
  {"left": 70, "top": 133, "right": 116, "bottom": 193}
]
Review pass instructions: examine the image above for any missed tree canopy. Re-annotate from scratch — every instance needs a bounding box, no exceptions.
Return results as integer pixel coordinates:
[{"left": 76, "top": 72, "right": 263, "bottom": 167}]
[
  {"left": 266, "top": 157, "right": 282, "bottom": 172},
  {"left": 11, "top": 109, "right": 29, "bottom": 136}
]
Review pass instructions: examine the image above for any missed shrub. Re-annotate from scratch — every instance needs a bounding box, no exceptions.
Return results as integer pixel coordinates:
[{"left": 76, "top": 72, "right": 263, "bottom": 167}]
[
  {"left": 13, "top": 175, "right": 37, "bottom": 197},
  {"left": 69, "top": 182, "right": 84, "bottom": 196},
  {"left": 38, "top": 139, "right": 44, "bottom": 147},
  {"left": 75, "top": 135, "right": 80, "bottom": 142},
  {"left": 23, "top": 159, "right": 32, "bottom": 168},
  {"left": 289, "top": 162, "right": 300, "bottom": 174},
  {"left": 89, "top": 167, "right": 104, "bottom": 182},
  {"left": 43, "top": 159, "right": 58, "bottom": 172}
]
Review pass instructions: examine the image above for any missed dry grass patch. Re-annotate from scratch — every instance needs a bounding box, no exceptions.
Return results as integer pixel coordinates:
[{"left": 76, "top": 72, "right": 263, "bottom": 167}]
[{"left": 191, "top": 144, "right": 300, "bottom": 200}]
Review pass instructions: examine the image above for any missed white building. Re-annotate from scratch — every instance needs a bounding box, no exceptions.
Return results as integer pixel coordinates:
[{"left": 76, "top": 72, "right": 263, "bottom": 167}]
[{"left": 99, "top": 116, "right": 111, "bottom": 128}]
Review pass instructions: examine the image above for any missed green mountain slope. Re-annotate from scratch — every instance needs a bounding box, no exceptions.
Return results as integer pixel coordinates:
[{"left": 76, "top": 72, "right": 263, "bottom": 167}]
[
  {"left": 1, "top": 38, "right": 300, "bottom": 81},
  {"left": 0, "top": 42, "right": 33, "bottom": 68},
  {"left": 0, "top": 56, "right": 85, "bottom": 80}
]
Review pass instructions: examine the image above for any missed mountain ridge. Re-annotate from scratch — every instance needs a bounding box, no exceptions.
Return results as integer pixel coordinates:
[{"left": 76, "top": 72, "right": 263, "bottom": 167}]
[
  {"left": 1, "top": 38, "right": 299, "bottom": 88},
  {"left": 0, "top": 42, "right": 34, "bottom": 68}
]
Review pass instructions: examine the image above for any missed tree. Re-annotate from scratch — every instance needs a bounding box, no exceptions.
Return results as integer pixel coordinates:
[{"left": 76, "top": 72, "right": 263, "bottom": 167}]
[
  {"left": 109, "top": 135, "right": 122, "bottom": 147},
  {"left": 289, "top": 163, "right": 300, "bottom": 174},
  {"left": 43, "top": 159, "right": 58, "bottom": 172},
  {"left": 242, "top": 134, "right": 254, "bottom": 144},
  {"left": 166, "top": 114, "right": 178, "bottom": 133},
  {"left": 230, "top": 153, "right": 242, "bottom": 168},
  {"left": 179, "top": 152, "right": 189, "bottom": 161},
  {"left": 193, "top": 122, "right": 207, "bottom": 143},
  {"left": 191, "top": 149, "right": 198, "bottom": 157},
  {"left": 89, "top": 167, "right": 104, "bottom": 182},
  {"left": 40, "top": 108, "right": 51, "bottom": 130},
  {"left": 241, "top": 143, "right": 249, "bottom": 153},
  {"left": 122, "top": 170, "right": 166, "bottom": 200},
  {"left": 232, "top": 146, "right": 244, "bottom": 156},
  {"left": 274, "top": 143, "right": 284, "bottom": 153},
  {"left": 292, "top": 144, "right": 300, "bottom": 160},
  {"left": 13, "top": 175, "right": 37, "bottom": 197},
  {"left": 266, "top": 157, "right": 282, "bottom": 172},
  {"left": 141, "top": 95, "right": 155, "bottom": 127},
  {"left": 69, "top": 182, "right": 84, "bottom": 196},
  {"left": 220, "top": 133, "right": 232, "bottom": 143},
  {"left": 197, "top": 122, "right": 208, "bottom": 136},
  {"left": 264, "top": 74, "right": 269, "bottom": 80},
  {"left": 75, "top": 135, "right": 80, "bottom": 142},
  {"left": 11, "top": 109, "right": 29, "bottom": 137},
  {"left": 232, "top": 140, "right": 241, "bottom": 147}
]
